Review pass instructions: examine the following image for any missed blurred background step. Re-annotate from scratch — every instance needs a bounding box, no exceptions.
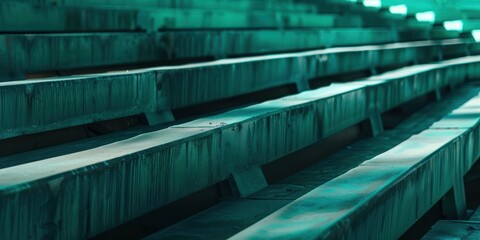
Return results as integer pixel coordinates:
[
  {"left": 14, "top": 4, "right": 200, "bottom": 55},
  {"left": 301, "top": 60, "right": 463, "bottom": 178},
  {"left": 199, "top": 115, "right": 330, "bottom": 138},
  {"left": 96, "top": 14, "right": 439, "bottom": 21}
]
[
  {"left": 0, "top": 28, "right": 402, "bottom": 81},
  {"left": 0, "top": 0, "right": 447, "bottom": 33},
  {"left": 10, "top": 0, "right": 317, "bottom": 13},
  {"left": 0, "top": 1, "right": 366, "bottom": 32}
]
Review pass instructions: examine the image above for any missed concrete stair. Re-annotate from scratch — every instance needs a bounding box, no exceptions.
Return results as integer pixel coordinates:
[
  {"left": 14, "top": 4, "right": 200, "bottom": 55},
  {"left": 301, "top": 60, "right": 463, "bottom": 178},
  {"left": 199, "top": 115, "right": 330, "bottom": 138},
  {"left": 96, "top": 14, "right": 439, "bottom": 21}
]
[{"left": 2, "top": 1, "right": 480, "bottom": 239}]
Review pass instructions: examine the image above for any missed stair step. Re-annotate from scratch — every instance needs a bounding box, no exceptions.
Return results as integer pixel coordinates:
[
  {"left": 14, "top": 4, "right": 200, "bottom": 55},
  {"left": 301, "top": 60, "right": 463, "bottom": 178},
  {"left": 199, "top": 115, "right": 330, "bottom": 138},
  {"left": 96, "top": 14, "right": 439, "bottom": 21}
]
[
  {"left": 13, "top": 0, "right": 316, "bottom": 13},
  {"left": 0, "top": 28, "right": 400, "bottom": 79},
  {"left": 0, "top": 39, "right": 474, "bottom": 141},
  {"left": 0, "top": 2, "right": 349, "bottom": 32}
]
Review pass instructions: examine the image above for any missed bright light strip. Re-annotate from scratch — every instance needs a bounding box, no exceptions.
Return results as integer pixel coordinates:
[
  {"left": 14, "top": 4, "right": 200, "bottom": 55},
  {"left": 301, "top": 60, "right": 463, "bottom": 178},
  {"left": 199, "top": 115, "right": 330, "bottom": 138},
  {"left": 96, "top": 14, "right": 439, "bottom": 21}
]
[
  {"left": 415, "top": 11, "right": 435, "bottom": 23},
  {"left": 363, "top": 0, "right": 381, "bottom": 8},
  {"left": 389, "top": 5, "right": 408, "bottom": 15},
  {"left": 472, "top": 30, "right": 480, "bottom": 42},
  {"left": 444, "top": 20, "right": 464, "bottom": 31}
]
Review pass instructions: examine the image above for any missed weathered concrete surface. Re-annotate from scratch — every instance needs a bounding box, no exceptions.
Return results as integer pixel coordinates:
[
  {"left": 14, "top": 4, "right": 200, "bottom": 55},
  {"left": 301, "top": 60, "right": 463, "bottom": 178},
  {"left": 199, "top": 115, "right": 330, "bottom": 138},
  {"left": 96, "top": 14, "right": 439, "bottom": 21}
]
[
  {"left": 0, "top": 2, "right": 344, "bottom": 32},
  {"left": 431, "top": 95, "right": 480, "bottom": 172},
  {"left": 1, "top": 64, "right": 479, "bottom": 239},
  {"left": 0, "top": 84, "right": 367, "bottom": 239},
  {"left": 139, "top": 10, "right": 340, "bottom": 31},
  {"left": 442, "top": 178, "right": 468, "bottom": 220},
  {"left": 422, "top": 221, "right": 480, "bottom": 240},
  {"left": 148, "top": 86, "right": 480, "bottom": 240},
  {"left": 9, "top": 0, "right": 415, "bottom": 29},
  {"left": 232, "top": 93, "right": 480, "bottom": 240},
  {"left": 232, "top": 130, "right": 471, "bottom": 239},
  {"left": 0, "top": 72, "right": 162, "bottom": 140},
  {"left": 0, "top": 2, "right": 137, "bottom": 32},
  {"left": 13, "top": 0, "right": 316, "bottom": 13},
  {"left": 0, "top": 40, "right": 476, "bottom": 140},
  {"left": 0, "top": 29, "right": 399, "bottom": 79},
  {"left": 352, "top": 55, "right": 480, "bottom": 113}
]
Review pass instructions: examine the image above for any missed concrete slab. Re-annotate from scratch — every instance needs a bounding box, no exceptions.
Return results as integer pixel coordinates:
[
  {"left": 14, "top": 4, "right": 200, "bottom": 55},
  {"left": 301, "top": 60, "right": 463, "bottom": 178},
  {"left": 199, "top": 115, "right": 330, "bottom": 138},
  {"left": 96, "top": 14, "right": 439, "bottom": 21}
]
[
  {"left": 0, "top": 29, "right": 399, "bottom": 78},
  {"left": 0, "top": 83, "right": 367, "bottom": 239},
  {"left": 233, "top": 128, "right": 472, "bottom": 239},
  {"left": 1, "top": 74, "right": 478, "bottom": 239},
  {"left": 0, "top": 40, "right": 475, "bottom": 140},
  {"left": 13, "top": 0, "right": 316, "bottom": 13},
  {"left": 0, "top": 2, "right": 343, "bottom": 32},
  {"left": 351, "top": 55, "right": 480, "bottom": 113}
]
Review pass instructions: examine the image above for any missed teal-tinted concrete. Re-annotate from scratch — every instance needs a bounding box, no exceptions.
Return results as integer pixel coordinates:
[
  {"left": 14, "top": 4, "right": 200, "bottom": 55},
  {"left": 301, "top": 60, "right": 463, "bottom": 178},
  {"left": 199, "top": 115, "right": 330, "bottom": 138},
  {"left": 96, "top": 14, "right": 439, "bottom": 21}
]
[
  {"left": 352, "top": 56, "right": 480, "bottom": 113},
  {"left": 0, "top": 2, "right": 346, "bottom": 32},
  {"left": 470, "top": 207, "right": 480, "bottom": 221},
  {"left": 1, "top": 56, "right": 480, "bottom": 239},
  {"left": 0, "top": 83, "right": 368, "bottom": 239},
  {"left": 148, "top": 86, "right": 480, "bottom": 240},
  {"left": 11, "top": 0, "right": 315, "bottom": 13},
  {"left": 0, "top": 28, "right": 399, "bottom": 79},
  {"left": 233, "top": 94, "right": 480, "bottom": 239},
  {"left": 0, "top": 39, "right": 475, "bottom": 140},
  {"left": 423, "top": 221, "right": 480, "bottom": 239}
]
